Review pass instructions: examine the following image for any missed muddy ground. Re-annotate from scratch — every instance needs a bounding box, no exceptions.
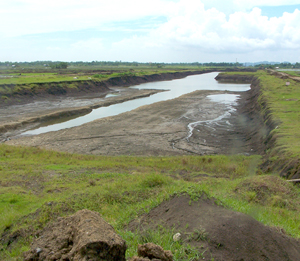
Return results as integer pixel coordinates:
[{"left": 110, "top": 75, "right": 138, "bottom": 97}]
[{"left": 1, "top": 84, "right": 258, "bottom": 156}]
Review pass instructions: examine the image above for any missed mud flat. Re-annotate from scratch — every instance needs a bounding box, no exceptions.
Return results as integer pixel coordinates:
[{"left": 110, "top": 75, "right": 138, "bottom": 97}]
[
  {"left": 2, "top": 72, "right": 266, "bottom": 156},
  {"left": 3, "top": 91, "right": 259, "bottom": 156},
  {"left": 0, "top": 87, "right": 163, "bottom": 139},
  {"left": 0, "top": 70, "right": 209, "bottom": 137}
]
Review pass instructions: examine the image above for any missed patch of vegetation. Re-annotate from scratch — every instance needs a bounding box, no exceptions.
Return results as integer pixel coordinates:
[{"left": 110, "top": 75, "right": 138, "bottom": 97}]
[
  {"left": 0, "top": 144, "right": 299, "bottom": 260},
  {"left": 280, "top": 70, "right": 300, "bottom": 77},
  {"left": 122, "top": 226, "right": 205, "bottom": 260},
  {"left": 257, "top": 71, "right": 300, "bottom": 158}
]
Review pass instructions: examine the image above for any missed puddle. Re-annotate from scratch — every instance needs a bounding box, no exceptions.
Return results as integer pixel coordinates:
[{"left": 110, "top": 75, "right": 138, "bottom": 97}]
[
  {"left": 207, "top": 94, "right": 240, "bottom": 104},
  {"left": 186, "top": 94, "right": 239, "bottom": 140}
]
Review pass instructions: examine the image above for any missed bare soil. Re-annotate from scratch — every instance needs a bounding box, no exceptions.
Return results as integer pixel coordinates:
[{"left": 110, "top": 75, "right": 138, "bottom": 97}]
[
  {"left": 127, "top": 194, "right": 300, "bottom": 261},
  {"left": 23, "top": 209, "right": 127, "bottom": 261}
]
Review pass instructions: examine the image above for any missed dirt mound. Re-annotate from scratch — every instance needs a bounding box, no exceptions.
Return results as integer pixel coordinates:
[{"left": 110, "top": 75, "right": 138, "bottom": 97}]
[
  {"left": 130, "top": 243, "right": 173, "bottom": 261},
  {"left": 24, "top": 209, "right": 127, "bottom": 261},
  {"left": 127, "top": 195, "right": 300, "bottom": 261}
]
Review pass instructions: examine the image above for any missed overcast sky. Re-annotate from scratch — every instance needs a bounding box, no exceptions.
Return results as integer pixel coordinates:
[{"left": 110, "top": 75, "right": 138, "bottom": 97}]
[{"left": 1, "top": 0, "right": 300, "bottom": 63}]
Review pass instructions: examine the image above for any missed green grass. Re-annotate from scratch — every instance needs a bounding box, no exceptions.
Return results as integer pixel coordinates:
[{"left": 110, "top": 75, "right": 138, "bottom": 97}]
[
  {"left": 0, "top": 68, "right": 198, "bottom": 86},
  {"left": 0, "top": 68, "right": 202, "bottom": 97},
  {"left": 280, "top": 70, "right": 300, "bottom": 77},
  {"left": 255, "top": 71, "right": 300, "bottom": 157},
  {"left": 0, "top": 144, "right": 299, "bottom": 260},
  {"left": 0, "top": 73, "right": 92, "bottom": 85},
  {"left": 217, "top": 71, "right": 257, "bottom": 76}
]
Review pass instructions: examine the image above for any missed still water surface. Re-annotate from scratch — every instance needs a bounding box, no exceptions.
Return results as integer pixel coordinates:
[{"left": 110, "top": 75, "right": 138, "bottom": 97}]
[{"left": 23, "top": 72, "right": 250, "bottom": 135}]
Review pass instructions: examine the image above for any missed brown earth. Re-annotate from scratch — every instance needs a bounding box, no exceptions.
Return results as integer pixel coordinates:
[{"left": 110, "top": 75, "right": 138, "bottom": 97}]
[
  {"left": 23, "top": 209, "right": 127, "bottom": 261},
  {"left": 127, "top": 194, "right": 300, "bottom": 261}
]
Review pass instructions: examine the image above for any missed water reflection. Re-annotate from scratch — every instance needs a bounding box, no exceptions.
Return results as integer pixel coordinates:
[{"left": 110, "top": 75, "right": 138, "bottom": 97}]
[{"left": 207, "top": 94, "right": 240, "bottom": 104}]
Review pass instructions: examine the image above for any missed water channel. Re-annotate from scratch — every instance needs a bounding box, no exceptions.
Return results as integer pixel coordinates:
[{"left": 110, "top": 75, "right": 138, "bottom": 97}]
[{"left": 23, "top": 72, "right": 250, "bottom": 135}]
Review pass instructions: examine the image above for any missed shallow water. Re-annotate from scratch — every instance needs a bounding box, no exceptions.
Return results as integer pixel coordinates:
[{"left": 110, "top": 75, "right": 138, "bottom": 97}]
[
  {"left": 187, "top": 94, "right": 240, "bottom": 140},
  {"left": 23, "top": 72, "right": 250, "bottom": 135}
]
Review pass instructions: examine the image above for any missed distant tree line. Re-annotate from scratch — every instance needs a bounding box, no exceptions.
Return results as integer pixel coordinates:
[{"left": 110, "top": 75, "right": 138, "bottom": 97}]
[
  {"left": 50, "top": 62, "right": 68, "bottom": 69},
  {"left": 0, "top": 61, "right": 299, "bottom": 69},
  {"left": 253, "top": 62, "right": 300, "bottom": 69}
]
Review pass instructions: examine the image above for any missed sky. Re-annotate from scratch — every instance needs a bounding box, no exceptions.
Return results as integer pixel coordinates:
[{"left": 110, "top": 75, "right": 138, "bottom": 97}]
[{"left": 1, "top": 0, "right": 300, "bottom": 63}]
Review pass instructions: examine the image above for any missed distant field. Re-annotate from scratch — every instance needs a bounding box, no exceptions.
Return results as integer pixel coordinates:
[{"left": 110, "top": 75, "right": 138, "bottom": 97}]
[
  {"left": 0, "top": 68, "right": 199, "bottom": 85},
  {"left": 281, "top": 70, "right": 300, "bottom": 77}
]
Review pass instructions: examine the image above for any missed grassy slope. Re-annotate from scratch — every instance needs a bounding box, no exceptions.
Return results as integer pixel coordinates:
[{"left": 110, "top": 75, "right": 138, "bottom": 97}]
[
  {"left": 0, "top": 69, "right": 199, "bottom": 98},
  {"left": 257, "top": 71, "right": 300, "bottom": 157},
  {"left": 1, "top": 69, "right": 300, "bottom": 260},
  {"left": 280, "top": 70, "right": 300, "bottom": 77},
  {"left": 0, "top": 146, "right": 299, "bottom": 260}
]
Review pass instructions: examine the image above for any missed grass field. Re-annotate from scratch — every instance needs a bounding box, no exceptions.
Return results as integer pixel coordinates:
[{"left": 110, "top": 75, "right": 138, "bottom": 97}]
[
  {"left": 1, "top": 69, "right": 300, "bottom": 260},
  {"left": 256, "top": 71, "right": 300, "bottom": 162},
  {"left": 280, "top": 70, "right": 300, "bottom": 77},
  {"left": 0, "top": 67, "right": 201, "bottom": 86},
  {"left": 0, "top": 145, "right": 299, "bottom": 260}
]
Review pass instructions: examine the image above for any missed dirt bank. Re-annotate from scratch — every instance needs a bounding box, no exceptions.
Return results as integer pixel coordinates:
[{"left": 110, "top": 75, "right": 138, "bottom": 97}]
[
  {"left": 215, "top": 73, "right": 254, "bottom": 83},
  {"left": 215, "top": 73, "right": 276, "bottom": 156},
  {"left": 127, "top": 194, "right": 300, "bottom": 261},
  {"left": 0, "top": 88, "right": 163, "bottom": 138},
  {"left": 0, "top": 70, "right": 210, "bottom": 107}
]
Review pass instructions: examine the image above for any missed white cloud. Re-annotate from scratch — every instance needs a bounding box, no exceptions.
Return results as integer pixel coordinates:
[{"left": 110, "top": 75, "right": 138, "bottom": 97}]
[
  {"left": 109, "top": 5, "right": 300, "bottom": 57},
  {"left": 200, "top": 0, "right": 300, "bottom": 14},
  {"left": 0, "top": 0, "right": 174, "bottom": 37},
  {"left": 1, "top": 0, "right": 300, "bottom": 62}
]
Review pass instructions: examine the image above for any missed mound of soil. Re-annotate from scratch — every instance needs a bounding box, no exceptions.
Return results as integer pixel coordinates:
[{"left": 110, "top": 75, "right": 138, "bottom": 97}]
[
  {"left": 130, "top": 243, "right": 173, "bottom": 261},
  {"left": 127, "top": 195, "right": 300, "bottom": 261},
  {"left": 23, "top": 209, "right": 127, "bottom": 261}
]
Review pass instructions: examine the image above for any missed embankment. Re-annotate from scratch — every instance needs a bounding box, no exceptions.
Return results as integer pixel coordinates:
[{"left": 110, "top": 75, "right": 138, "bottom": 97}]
[
  {"left": 215, "top": 73, "right": 254, "bottom": 83},
  {"left": 0, "top": 70, "right": 211, "bottom": 107},
  {"left": 0, "top": 89, "right": 160, "bottom": 134},
  {"left": 216, "top": 72, "right": 300, "bottom": 180}
]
